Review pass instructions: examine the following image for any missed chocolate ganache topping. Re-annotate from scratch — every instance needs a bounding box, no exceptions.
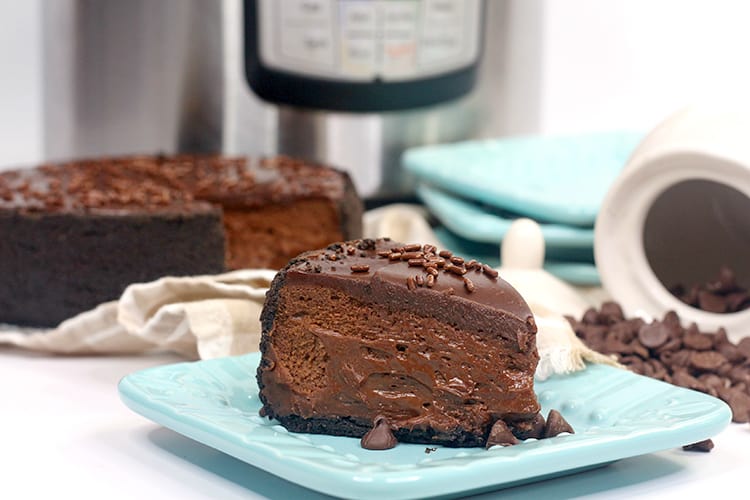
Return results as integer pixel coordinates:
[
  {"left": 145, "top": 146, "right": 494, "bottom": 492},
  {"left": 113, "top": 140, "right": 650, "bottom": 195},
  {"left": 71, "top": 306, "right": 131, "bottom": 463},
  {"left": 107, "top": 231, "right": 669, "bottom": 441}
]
[{"left": 258, "top": 238, "right": 540, "bottom": 447}]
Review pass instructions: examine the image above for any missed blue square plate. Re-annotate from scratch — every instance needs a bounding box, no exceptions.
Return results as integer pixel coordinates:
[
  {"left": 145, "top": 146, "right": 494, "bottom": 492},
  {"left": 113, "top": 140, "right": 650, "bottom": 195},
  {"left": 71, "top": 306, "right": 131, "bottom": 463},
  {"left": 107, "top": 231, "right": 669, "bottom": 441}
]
[
  {"left": 433, "top": 225, "right": 601, "bottom": 286},
  {"left": 417, "top": 183, "right": 594, "bottom": 250},
  {"left": 403, "top": 131, "right": 644, "bottom": 226},
  {"left": 119, "top": 352, "right": 730, "bottom": 500}
]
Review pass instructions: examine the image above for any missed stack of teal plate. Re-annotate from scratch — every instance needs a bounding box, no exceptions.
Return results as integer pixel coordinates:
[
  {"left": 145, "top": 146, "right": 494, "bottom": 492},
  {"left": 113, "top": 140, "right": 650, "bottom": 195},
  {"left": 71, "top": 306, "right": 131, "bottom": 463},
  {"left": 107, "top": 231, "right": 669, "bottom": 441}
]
[{"left": 402, "top": 132, "right": 644, "bottom": 285}]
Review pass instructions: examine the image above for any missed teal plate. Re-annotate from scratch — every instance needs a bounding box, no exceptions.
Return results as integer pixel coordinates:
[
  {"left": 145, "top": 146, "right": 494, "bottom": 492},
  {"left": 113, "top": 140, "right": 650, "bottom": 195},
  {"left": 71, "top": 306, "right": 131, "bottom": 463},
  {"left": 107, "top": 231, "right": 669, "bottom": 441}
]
[
  {"left": 417, "top": 183, "right": 595, "bottom": 250},
  {"left": 403, "top": 131, "right": 643, "bottom": 226},
  {"left": 433, "top": 225, "right": 600, "bottom": 286},
  {"left": 119, "top": 353, "right": 730, "bottom": 500}
]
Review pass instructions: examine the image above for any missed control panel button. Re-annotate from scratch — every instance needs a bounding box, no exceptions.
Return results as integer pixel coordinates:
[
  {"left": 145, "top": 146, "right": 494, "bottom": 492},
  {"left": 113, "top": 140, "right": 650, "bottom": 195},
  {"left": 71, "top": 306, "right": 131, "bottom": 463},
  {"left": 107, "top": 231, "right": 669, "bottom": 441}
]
[{"left": 258, "top": 0, "right": 481, "bottom": 81}]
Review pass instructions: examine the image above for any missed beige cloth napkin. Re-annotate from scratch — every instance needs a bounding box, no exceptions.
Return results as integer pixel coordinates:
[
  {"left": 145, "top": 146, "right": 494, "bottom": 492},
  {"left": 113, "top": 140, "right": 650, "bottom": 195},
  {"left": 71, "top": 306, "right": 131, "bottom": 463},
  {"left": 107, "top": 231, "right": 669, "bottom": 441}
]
[
  {"left": 0, "top": 270, "right": 276, "bottom": 359},
  {"left": 0, "top": 204, "right": 616, "bottom": 378}
]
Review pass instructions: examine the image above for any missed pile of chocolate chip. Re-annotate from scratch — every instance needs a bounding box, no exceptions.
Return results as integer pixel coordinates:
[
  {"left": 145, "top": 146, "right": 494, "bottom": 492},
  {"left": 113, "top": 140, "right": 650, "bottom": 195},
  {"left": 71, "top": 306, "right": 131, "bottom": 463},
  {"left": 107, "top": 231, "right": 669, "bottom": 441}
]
[
  {"left": 567, "top": 302, "right": 750, "bottom": 426},
  {"left": 670, "top": 266, "right": 750, "bottom": 313}
]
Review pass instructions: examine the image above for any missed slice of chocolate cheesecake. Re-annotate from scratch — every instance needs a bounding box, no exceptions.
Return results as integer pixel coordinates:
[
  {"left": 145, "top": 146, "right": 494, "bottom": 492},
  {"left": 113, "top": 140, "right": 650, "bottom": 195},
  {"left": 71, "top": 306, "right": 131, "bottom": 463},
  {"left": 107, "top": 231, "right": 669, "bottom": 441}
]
[{"left": 257, "top": 238, "right": 541, "bottom": 447}]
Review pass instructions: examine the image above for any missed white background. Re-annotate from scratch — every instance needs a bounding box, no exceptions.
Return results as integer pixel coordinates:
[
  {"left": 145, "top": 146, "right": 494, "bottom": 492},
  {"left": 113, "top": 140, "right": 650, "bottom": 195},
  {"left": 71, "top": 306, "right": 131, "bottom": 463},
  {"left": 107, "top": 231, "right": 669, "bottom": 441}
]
[{"left": 0, "top": 0, "right": 42, "bottom": 168}]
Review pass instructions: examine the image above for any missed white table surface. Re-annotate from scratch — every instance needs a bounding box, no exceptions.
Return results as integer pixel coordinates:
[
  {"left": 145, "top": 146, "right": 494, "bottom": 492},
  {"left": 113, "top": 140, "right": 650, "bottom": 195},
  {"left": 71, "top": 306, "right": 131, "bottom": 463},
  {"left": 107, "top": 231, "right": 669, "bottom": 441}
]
[{"left": 2, "top": 347, "right": 747, "bottom": 500}]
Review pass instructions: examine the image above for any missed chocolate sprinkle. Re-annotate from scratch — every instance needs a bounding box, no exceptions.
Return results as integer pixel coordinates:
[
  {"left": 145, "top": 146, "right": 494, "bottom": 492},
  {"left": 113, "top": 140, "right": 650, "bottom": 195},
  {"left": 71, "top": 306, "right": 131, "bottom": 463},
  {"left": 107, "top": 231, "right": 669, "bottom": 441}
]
[
  {"left": 350, "top": 264, "right": 370, "bottom": 273},
  {"left": 400, "top": 252, "right": 422, "bottom": 261},
  {"left": 406, "top": 276, "right": 416, "bottom": 290},
  {"left": 483, "top": 265, "right": 499, "bottom": 279},
  {"left": 445, "top": 264, "right": 467, "bottom": 276}
]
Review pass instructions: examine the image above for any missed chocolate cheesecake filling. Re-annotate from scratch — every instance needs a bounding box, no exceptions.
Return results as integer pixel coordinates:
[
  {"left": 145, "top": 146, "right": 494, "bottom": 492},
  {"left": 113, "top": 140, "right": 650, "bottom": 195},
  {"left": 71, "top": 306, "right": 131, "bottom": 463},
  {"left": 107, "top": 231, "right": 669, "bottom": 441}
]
[{"left": 258, "top": 239, "right": 540, "bottom": 447}]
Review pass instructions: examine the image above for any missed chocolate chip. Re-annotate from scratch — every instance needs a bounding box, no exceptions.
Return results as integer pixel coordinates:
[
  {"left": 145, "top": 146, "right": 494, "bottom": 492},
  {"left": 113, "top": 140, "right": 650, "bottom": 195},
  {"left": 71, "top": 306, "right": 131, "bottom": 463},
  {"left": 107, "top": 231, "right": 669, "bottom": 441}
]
[
  {"left": 656, "top": 338, "right": 683, "bottom": 354},
  {"left": 717, "top": 388, "right": 750, "bottom": 423},
  {"left": 708, "top": 266, "right": 739, "bottom": 294},
  {"left": 690, "top": 351, "right": 728, "bottom": 372},
  {"left": 672, "top": 266, "right": 749, "bottom": 313},
  {"left": 605, "top": 336, "right": 630, "bottom": 354},
  {"left": 662, "top": 310, "right": 681, "bottom": 328},
  {"left": 682, "top": 439, "right": 714, "bottom": 452},
  {"left": 361, "top": 416, "right": 398, "bottom": 450},
  {"left": 543, "top": 409, "right": 574, "bottom": 438},
  {"left": 628, "top": 341, "right": 650, "bottom": 360},
  {"left": 522, "top": 412, "right": 546, "bottom": 440},
  {"left": 713, "top": 327, "right": 730, "bottom": 347},
  {"left": 600, "top": 301, "right": 625, "bottom": 324},
  {"left": 569, "top": 302, "right": 750, "bottom": 422},
  {"left": 683, "top": 331, "right": 714, "bottom": 350},
  {"left": 638, "top": 322, "right": 669, "bottom": 349},
  {"left": 610, "top": 321, "right": 636, "bottom": 343},
  {"left": 698, "top": 373, "right": 728, "bottom": 390},
  {"left": 485, "top": 419, "right": 519, "bottom": 448},
  {"left": 582, "top": 308, "right": 600, "bottom": 325},
  {"left": 726, "top": 291, "right": 750, "bottom": 312},
  {"left": 728, "top": 366, "right": 750, "bottom": 386},
  {"left": 737, "top": 338, "right": 750, "bottom": 358},
  {"left": 672, "top": 370, "right": 705, "bottom": 391}
]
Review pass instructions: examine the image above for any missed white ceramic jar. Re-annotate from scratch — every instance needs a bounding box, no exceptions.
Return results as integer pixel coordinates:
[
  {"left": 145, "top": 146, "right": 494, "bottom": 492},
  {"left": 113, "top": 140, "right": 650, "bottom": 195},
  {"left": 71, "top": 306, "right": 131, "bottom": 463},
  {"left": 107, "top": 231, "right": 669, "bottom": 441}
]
[{"left": 595, "top": 107, "right": 750, "bottom": 340}]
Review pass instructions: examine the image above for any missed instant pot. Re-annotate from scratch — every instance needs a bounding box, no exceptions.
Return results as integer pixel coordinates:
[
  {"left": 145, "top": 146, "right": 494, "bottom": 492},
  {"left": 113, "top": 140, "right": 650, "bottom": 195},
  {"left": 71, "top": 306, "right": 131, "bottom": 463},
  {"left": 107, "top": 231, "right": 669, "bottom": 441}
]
[{"left": 42, "top": 0, "right": 514, "bottom": 200}]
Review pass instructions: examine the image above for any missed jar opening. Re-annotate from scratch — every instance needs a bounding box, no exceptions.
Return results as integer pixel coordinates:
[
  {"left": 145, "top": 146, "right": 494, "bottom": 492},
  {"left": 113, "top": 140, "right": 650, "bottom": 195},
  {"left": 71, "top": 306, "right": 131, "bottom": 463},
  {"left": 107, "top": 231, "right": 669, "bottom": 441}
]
[{"left": 643, "top": 179, "right": 750, "bottom": 313}]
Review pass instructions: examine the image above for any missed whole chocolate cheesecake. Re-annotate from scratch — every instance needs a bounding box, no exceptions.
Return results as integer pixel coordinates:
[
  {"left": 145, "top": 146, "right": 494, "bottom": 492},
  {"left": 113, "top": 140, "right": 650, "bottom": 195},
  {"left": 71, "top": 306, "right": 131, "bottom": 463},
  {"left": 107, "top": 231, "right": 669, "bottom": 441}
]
[
  {"left": 0, "top": 155, "right": 362, "bottom": 327},
  {"left": 257, "top": 238, "right": 542, "bottom": 447}
]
